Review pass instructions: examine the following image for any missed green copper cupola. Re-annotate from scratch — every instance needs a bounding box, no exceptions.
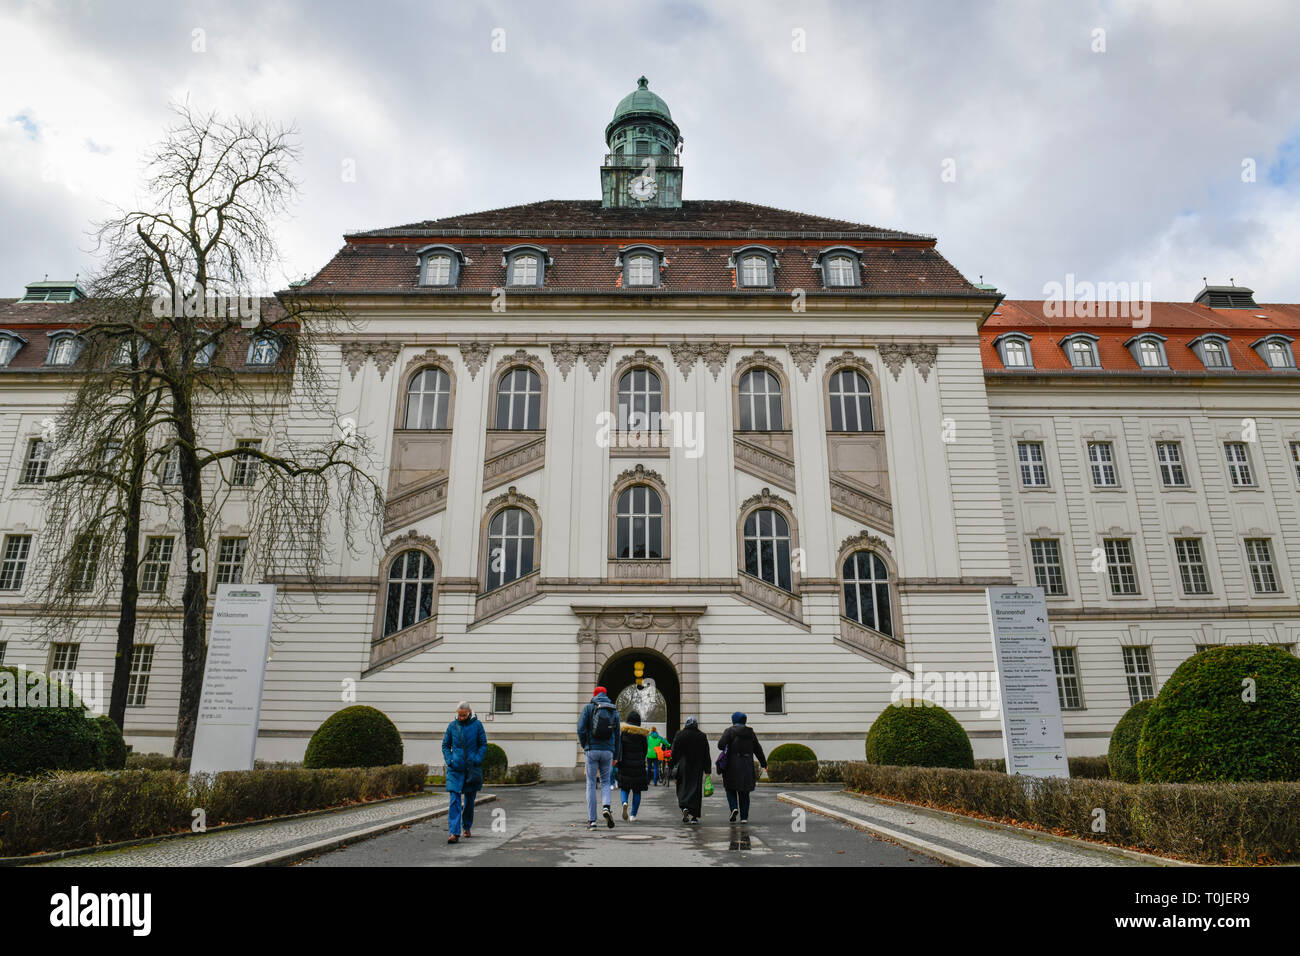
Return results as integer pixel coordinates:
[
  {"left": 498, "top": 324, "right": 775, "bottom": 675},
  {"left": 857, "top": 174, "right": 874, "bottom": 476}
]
[{"left": 601, "top": 76, "right": 683, "bottom": 209}]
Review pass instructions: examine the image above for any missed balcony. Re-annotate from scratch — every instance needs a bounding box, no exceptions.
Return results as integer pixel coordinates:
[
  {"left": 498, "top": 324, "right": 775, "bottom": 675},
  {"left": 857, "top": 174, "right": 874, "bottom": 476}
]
[{"left": 603, "top": 152, "right": 682, "bottom": 169}]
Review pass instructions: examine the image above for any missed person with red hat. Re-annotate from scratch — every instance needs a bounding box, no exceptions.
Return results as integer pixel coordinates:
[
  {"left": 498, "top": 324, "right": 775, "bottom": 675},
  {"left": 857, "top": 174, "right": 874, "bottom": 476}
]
[{"left": 577, "top": 685, "right": 623, "bottom": 830}]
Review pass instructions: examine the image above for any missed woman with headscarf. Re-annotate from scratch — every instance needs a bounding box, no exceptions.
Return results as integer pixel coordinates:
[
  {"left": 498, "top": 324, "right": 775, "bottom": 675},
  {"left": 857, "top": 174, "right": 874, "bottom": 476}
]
[
  {"left": 717, "top": 712, "right": 767, "bottom": 824},
  {"left": 670, "top": 716, "right": 711, "bottom": 824},
  {"left": 616, "top": 710, "right": 650, "bottom": 821}
]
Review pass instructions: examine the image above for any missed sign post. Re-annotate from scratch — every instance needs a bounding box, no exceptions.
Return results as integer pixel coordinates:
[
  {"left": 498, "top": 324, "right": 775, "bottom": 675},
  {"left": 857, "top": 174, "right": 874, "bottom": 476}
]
[
  {"left": 986, "top": 585, "right": 1069, "bottom": 778},
  {"left": 190, "top": 583, "right": 277, "bottom": 777}
]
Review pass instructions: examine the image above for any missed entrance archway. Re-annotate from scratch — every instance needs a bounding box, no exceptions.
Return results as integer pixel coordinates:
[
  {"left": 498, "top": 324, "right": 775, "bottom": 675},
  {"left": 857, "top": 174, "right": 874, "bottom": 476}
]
[{"left": 598, "top": 648, "right": 681, "bottom": 740}]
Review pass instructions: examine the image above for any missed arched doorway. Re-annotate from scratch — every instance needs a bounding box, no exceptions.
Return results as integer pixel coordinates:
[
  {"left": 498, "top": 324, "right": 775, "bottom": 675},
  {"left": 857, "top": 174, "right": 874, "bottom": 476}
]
[{"left": 597, "top": 648, "right": 681, "bottom": 741}]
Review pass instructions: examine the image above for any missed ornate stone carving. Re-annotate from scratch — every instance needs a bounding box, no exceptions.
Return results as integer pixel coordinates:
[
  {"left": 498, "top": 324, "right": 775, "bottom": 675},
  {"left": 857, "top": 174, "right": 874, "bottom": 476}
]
[
  {"left": 484, "top": 485, "right": 540, "bottom": 516},
  {"left": 549, "top": 342, "right": 579, "bottom": 380},
  {"left": 494, "top": 348, "right": 542, "bottom": 378},
  {"left": 612, "top": 349, "right": 666, "bottom": 383},
  {"left": 825, "top": 349, "right": 875, "bottom": 378},
  {"left": 911, "top": 344, "right": 938, "bottom": 381},
  {"left": 579, "top": 342, "right": 612, "bottom": 380},
  {"left": 738, "top": 486, "right": 795, "bottom": 517},
  {"left": 371, "top": 342, "right": 401, "bottom": 380},
  {"left": 837, "top": 618, "right": 907, "bottom": 671},
  {"left": 459, "top": 342, "right": 491, "bottom": 379},
  {"left": 787, "top": 343, "right": 821, "bottom": 380},
  {"left": 829, "top": 479, "right": 894, "bottom": 533},
  {"left": 614, "top": 463, "right": 665, "bottom": 488},
  {"left": 876, "top": 343, "right": 938, "bottom": 381},
  {"left": 700, "top": 342, "right": 730, "bottom": 380},
  {"left": 838, "top": 531, "right": 891, "bottom": 558},
  {"left": 475, "top": 571, "right": 540, "bottom": 621},
  {"left": 878, "top": 343, "right": 909, "bottom": 380},
  {"left": 341, "top": 342, "right": 368, "bottom": 380},
  {"left": 608, "top": 559, "right": 672, "bottom": 581},
  {"left": 383, "top": 477, "right": 449, "bottom": 534},
  {"left": 483, "top": 437, "right": 546, "bottom": 490},
  {"left": 669, "top": 342, "right": 700, "bottom": 378},
  {"left": 733, "top": 437, "right": 797, "bottom": 491},
  {"left": 738, "top": 572, "right": 802, "bottom": 622},
  {"left": 382, "top": 529, "right": 441, "bottom": 566},
  {"left": 400, "top": 347, "right": 452, "bottom": 384}
]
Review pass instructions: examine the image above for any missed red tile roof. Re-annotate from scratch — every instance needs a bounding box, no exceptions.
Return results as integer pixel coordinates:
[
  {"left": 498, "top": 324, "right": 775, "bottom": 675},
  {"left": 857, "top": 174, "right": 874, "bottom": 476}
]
[{"left": 982, "top": 299, "right": 1300, "bottom": 375}]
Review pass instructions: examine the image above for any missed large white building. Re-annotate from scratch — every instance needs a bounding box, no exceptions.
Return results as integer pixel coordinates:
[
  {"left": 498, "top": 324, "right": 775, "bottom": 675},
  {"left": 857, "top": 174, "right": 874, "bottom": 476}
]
[{"left": 1, "top": 81, "right": 1296, "bottom": 774}]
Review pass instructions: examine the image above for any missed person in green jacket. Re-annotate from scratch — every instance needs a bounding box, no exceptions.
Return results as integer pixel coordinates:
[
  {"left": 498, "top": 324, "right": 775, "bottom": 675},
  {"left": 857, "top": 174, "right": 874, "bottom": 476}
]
[{"left": 646, "top": 727, "right": 667, "bottom": 785}]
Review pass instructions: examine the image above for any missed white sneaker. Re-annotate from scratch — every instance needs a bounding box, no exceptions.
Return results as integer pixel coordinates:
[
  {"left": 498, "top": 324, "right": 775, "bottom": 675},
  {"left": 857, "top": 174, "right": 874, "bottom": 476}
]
[{"left": 629, "top": 813, "right": 637, "bottom": 821}]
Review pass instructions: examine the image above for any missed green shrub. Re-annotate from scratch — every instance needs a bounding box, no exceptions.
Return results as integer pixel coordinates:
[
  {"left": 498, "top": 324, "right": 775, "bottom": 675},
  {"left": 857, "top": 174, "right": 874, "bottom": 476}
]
[
  {"left": 974, "top": 757, "right": 1007, "bottom": 773},
  {"left": 1068, "top": 755, "right": 1111, "bottom": 779},
  {"left": 483, "top": 743, "right": 508, "bottom": 782},
  {"left": 508, "top": 762, "right": 542, "bottom": 784},
  {"left": 766, "top": 760, "right": 818, "bottom": 783},
  {"left": 0, "top": 668, "right": 104, "bottom": 777},
  {"left": 1138, "top": 645, "right": 1300, "bottom": 783},
  {"left": 126, "top": 753, "right": 190, "bottom": 772},
  {"left": 1108, "top": 700, "right": 1155, "bottom": 783},
  {"left": 303, "top": 706, "right": 403, "bottom": 769},
  {"left": 92, "top": 715, "right": 128, "bottom": 770},
  {"left": 817, "top": 761, "right": 847, "bottom": 783},
  {"left": 768, "top": 743, "right": 817, "bottom": 763},
  {"left": 864, "top": 700, "right": 974, "bottom": 770}
]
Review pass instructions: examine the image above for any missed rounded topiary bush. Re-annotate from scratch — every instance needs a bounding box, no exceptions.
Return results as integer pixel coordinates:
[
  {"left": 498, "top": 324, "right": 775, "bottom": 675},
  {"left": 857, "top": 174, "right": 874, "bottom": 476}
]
[
  {"left": 93, "top": 714, "right": 128, "bottom": 770},
  {"left": 0, "top": 667, "right": 104, "bottom": 776},
  {"left": 483, "top": 743, "right": 508, "bottom": 781},
  {"left": 1137, "top": 645, "right": 1300, "bottom": 783},
  {"left": 302, "top": 706, "right": 403, "bottom": 769},
  {"left": 1107, "top": 698, "right": 1154, "bottom": 783},
  {"left": 768, "top": 743, "right": 817, "bottom": 763},
  {"left": 864, "top": 699, "right": 974, "bottom": 769}
]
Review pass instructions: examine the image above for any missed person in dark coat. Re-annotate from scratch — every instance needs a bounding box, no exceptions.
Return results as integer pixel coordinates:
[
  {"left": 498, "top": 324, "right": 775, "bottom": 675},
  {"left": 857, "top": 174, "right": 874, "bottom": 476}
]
[
  {"left": 441, "top": 700, "right": 488, "bottom": 843},
  {"left": 670, "top": 716, "right": 711, "bottom": 824},
  {"left": 616, "top": 710, "right": 650, "bottom": 821},
  {"left": 717, "top": 711, "right": 767, "bottom": 824}
]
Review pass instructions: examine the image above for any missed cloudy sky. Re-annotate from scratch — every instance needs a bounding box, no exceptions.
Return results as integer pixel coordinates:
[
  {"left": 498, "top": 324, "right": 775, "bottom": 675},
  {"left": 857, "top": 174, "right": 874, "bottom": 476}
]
[{"left": 2, "top": 0, "right": 1298, "bottom": 302}]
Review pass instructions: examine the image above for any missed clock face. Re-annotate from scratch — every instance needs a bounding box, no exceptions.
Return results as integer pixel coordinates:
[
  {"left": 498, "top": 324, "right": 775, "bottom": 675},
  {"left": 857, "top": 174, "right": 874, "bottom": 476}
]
[{"left": 629, "top": 175, "right": 657, "bottom": 202}]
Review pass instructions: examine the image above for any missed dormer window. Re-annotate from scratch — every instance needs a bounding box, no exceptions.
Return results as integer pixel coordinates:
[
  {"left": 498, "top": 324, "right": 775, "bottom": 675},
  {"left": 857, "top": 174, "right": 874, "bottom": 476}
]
[
  {"left": 503, "top": 245, "right": 549, "bottom": 287},
  {"left": 1252, "top": 335, "right": 1296, "bottom": 369},
  {"left": 248, "top": 334, "right": 281, "bottom": 366},
  {"left": 1189, "top": 334, "right": 1232, "bottom": 369},
  {"left": 46, "top": 332, "right": 81, "bottom": 366},
  {"left": 616, "top": 245, "right": 663, "bottom": 289},
  {"left": 113, "top": 336, "right": 149, "bottom": 367},
  {"left": 992, "top": 332, "right": 1033, "bottom": 369},
  {"left": 731, "top": 246, "right": 778, "bottom": 289},
  {"left": 1125, "top": 334, "right": 1168, "bottom": 369},
  {"left": 195, "top": 340, "right": 216, "bottom": 367},
  {"left": 814, "top": 248, "right": 862, "bottom": 288},
  {"left": 0, "top": 331, "right": 27, "bottom": 367},
  {"left": 1061, "top": 333, "right": 1100, "bottom": 369},
  {"left": 416, "top": 245, "right": 464, "bottom": 287}
]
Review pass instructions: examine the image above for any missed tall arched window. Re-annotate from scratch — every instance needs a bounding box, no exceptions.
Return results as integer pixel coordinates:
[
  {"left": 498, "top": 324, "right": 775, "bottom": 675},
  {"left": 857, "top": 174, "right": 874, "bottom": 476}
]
[
  {"left": 828, "top": 369, "right": 874, "bottom": 431},
  {"left": 743, "top": 508, "right": 792, "bottom": 592},
  {"left": 738, "top": 368, "right": 783, "bottom": 431},
  {"left": 486, "top": 507, "right": 535, "bottom": 590},
  {"left": 617, "top": 367, "right": 662, "bottom": 429},
  {"left": 616, "top": 485, "right": 663, "bottom": 558},
  {"left": 404, "top": 367, "right": 452, "bottom": 429},
  {"left": 495, "top": 367, "right": 542, "bottom": 430},
  {"left": 383, "top": 549, "right": 436, "bottom": 636},
  {"left": 842, "top": 550, "right": 892, "bottom": 637}
]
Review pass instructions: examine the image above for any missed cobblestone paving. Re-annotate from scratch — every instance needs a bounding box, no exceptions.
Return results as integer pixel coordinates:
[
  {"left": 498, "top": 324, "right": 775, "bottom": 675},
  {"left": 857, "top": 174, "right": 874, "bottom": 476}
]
[
  {"left": 796, "top": 791, "right": 1162, "bottom": 866},
  {"left": 33, "top": 793, "right": 448, "bottom": 867}
]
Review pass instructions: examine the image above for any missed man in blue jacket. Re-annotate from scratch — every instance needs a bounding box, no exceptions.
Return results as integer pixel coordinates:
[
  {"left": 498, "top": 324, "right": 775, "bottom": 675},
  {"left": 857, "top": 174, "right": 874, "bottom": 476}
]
[
  {"left": 576, "top": 686, "right": 623, "bottom": 830},
  {"left": 442, "top": 700, "right": 488, "bottom": 844}
]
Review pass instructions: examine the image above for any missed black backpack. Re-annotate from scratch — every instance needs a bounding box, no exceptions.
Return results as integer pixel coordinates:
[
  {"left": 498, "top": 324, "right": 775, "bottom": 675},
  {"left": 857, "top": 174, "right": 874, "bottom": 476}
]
[{"left": 591, "top": 703, "right": 618, "bottom": 742}]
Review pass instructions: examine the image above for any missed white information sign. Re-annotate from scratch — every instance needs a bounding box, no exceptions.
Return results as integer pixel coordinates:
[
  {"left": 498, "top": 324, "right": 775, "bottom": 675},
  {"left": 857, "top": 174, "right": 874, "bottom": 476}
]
[
  {"left": 986, "top": 585, "right": 1070, "bottom": 778},
  {"left": 190, "top": 583, "right": 277, "bottom": 776}
]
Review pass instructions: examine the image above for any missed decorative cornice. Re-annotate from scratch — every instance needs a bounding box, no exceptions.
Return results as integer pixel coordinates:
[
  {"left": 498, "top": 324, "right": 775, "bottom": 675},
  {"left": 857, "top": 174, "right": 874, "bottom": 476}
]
[
  {"left": 383, "top": 529, "right": 442, "bottom": 565},
  {"left": 494, "top": 348, "right": 543, "bottom": 378},
  {"left": 738, "top": 486, "right": 795, "bottom": 517},
  {"left": 612, "top": 349, "right": 666, "bottom": 383},
  {"left": 614, "top": 463, "right": 666, "bottom": 488},
  {"left": 734, "top": 349, "right": 782, "bottom": 380},
  {"left": 484, "top": 484, "right": 540, "bottom": 516},
  {"left": 787, "top": 343, "right": 821, "bottom": 380},
  {"left": 838, "top": 531, "right": 891, "bottom": 559},
  {"left": 458, "top": 342, "right": 492, "bottom": 379},
  {"left": 825, "top": 349, "right": 875, "bottom": 379},
  {"left": 399, "top": 347, "right": 452, "bottom": 384}
]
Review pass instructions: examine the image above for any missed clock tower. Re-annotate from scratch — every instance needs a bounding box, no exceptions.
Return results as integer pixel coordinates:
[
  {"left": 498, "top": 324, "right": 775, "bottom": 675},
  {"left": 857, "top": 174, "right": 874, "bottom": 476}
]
[{"left": 600, "top": 77, "right": 683, "bottom": 209}]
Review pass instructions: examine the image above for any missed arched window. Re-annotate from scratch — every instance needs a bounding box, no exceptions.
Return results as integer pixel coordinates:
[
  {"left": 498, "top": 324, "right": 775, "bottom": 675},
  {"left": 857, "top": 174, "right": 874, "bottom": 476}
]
[
  {"left": 1003, "top": 339, "right": 1028, "bottom": 366},
  {"left": 47, "top": 333, "right": 79, "bottom": 366},
  {"left": 1201, "top": 339, "right": 1228, "bottom": 367},
  {"left": 615, "top": 485, "right": 663, "bottom": 559},
  {"left": 828, "top": 369, "right": 874, "bottom": 431},
  {"left": 508, "top": 254, "right": 539, "bottom": 286},
  {"left": 405, "top": 367, "right": 451, "bottom": 429},
  {"left": 825, "top": 256, "right": 855, "bottom": 286},
  {"left": 248, "top": 334, "right": 281, "bottom": 366},
  {"left": 383, "top": 549, "right": 436, "bottom": 636},
  {"left": 626, "top": 254, "right": 655, "bottom": 286},
  {"left": 486, "top": 507, "right": 535, "bottom": 591},
  {"left": 743, "top": 508, "right": 792, "bottom": 592},
  {"left": 740, "top": 255, "right": 769, "bottom": 287},
  {"left": 842, "top": 550, "right": 893, "bottom": 637},
  {"left": 738, "top": 368, "right": 783, "bottom": 431},
  {"left": 495, "top": 367, "right": 542, "bottom": 430},
  {"left": 617, "top": 367, "right": 662, "bottom": 429}
]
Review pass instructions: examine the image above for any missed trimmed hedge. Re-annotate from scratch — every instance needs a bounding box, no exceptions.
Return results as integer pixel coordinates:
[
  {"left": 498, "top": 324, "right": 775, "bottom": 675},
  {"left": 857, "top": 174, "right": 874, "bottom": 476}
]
[
  {"left": 768, "top": 743, "right": 817, "bottom": 764},
  {"left": 1138, "top": 645, "right": 1300, "bottom": 783},
  {"left": 865, "top": 700, "right": 974, "bottom": 769},
  {"left": 842, "top": 762, "right": 1300, "bottom": 864},
  {"left": 126, "top": 753, "right": 190, "bottom": 772},
  {"left": 975, "top": 756, "right": 1110, "bottom": 778},
  {"left": 1108, "top": 700, "right": 1155, "bottom": 783},
  {"left": 93, "top": 716, "right": 128, "bottom": 770},
  {"left": 303, "top": 706, "right": 403, "bottom": 769},
  {"left": 509, "top": 762, "right": 542, "bottom": 784},
  {"left": 483, "top": 743, "right": 509, "bottom": 782},
  {"left": 0, "top": 764, "right": 428, "bottom": 857},
  {"left": 766, "top": 761, "right": 818, "bottom": 783},
  {"left": 0, "top": 668, "right": 104, "bottom": 776}
]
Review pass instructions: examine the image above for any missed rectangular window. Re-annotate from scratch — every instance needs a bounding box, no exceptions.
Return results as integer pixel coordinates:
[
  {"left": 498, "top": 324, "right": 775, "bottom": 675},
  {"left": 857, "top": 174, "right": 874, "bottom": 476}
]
[
  {"left": 1122, "top": 646, "right": 1155, "bottom": 704},
  {"left": 1104, "top": 538, "right": 1139, "bottom": 595},
  {"left": 1053, "top": 647, "right": 1083, "bottom": 710},
  {"left": 215, "top": 537, "right": 248, "bottom": 585},
  {"left": 425, "top": 255, "right": 451, "bottom": 285},
  {"left": 1017, "top": 441, "right": 1047, "bottom": 486},
  {"left": 126, "top": 645, "right": 154, "bottom": 708},
  {"left": 1245, "top": 538, "right": 1279, "bottom": 593},
  {"left": 49, "top": 642, "right": 79, "bottom": 682},
  {"left": 1029, "top": 538, "right": 1067, "bottom": 595},
  {"left": 0, "top": 641, "right": 6, "bottom": 665},
  {"left": 492, "top": 683, "right": 513, "bottom": 714},
  {"left": 68, "top": 535, "right": 102, "bottom": 592},
  {"left": 509, "top": 255, "right": 538, "bottom": 286},
  {"left": 140, "top": 536, "right": 175, "bottom": 593},
  {"left": 21, "top": 438, "right": 51, "bottom": 484},
  {"left": 1224, "top": 442, "right": 1253, "bottom": 487},
  {"left": 160, "top": 446, "right": 182, "bottom": 485},
  {"left": 764, "top": 684, "right": 785, "bottom": 715},
  {"left": 0, "top": 535, "right": 32, "bottom": 590},
  {"left": 1174, "top": 538, "right": 1210, "bottom": 595},
  {"left": 1291, "top": 441, "right": 1300, "bottom": 485},
  {"left": 231, "top": 439, "right": 261, "bottom": 487},
  {"left": 1087, "top": 441, "right": 1117, "bottom": 487},
  {"left": 1156, "top": 441, "right": 1187, "bottom": 487},
  {"left": 741, "top": 256, "right": 769, "bottom": 287}
]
